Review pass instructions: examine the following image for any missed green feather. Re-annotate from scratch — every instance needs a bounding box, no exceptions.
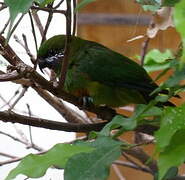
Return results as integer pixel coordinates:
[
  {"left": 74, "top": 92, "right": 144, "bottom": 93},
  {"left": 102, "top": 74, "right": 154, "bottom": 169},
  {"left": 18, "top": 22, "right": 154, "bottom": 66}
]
[{"left": 37, "top": 35, "right": 169, "bottom": 107}]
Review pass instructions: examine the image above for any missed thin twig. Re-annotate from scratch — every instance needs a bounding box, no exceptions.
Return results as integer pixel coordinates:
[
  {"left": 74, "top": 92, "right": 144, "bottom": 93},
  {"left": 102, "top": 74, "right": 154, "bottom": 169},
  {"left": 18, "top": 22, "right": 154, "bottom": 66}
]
[
  {"left": 0, "top": 18, "right": 10, "bottom": 35},
  {"left": 32, "top": 10, "right": 44, "bottom": 37},
  {"left": 0, "top": 70, "right": 23, "bottom": 82},
  {"left": 0, "top": 130, "right": 43, "bottom": 151},
  {"left": 0, "top": 152, "right": 18, "bottom": 159},
  {"left": 124, "top": 147, "right": 158, "bottom": 174},
  {"left": 7, "top": 14, "right": 25, "bottom": 42},
  {"left": 0, "top": 150, "right": 47, "bottom": 166},
  {"left": 33, "top": 86, "right": 88, "bottom": 123},
  {"left": 54, "top": 0, "right": 65, "bottom": 9},
  {"left": 31, "top": 6, "right": 65, "bottom": 14},
  {"left": 72, "top": 0, "right": 77, "bottom": 36},
  {"left": 0, "top": 94, "right": 11, "bottom": 108},
  {"left": 29, "top": 10, "right": 38, "bottom": 54},
  {"left": 22, "top": 34, "right": 36, "bottom": 64},
  {"left": 14, "top": 34, "right": 36, "bottom": 65},
  {"left": 41, "top": 4, "right": 54, "bottom": 44},
  {"left": 58, "top": 0, "right": 72, "bottom": 88},
  {"left": 8, "top": 86, "right": 28, "bottom": 111},
  {"left": 0, "top": 87, "right": 20, "bottom": 109},
  {"left": 0, "top": 2, "right": 65, "bottom": 14},
  {"left": 140, "top": 37, "right": 150, "bottom": 66},
  {"left": 114, "top": 160, "right": 152, "bottom": 174},
  {"left": 0, "top": 35, "right": 24, "bottom": 65},
  {"left": 112, "top": 164, "right": 126, "bottom": 180},
  {"left": 122, "top": 152, "right": 149, "bottom": 172},
  {"left": 26, "top": 104, "right": 34, "bottom": 147}
]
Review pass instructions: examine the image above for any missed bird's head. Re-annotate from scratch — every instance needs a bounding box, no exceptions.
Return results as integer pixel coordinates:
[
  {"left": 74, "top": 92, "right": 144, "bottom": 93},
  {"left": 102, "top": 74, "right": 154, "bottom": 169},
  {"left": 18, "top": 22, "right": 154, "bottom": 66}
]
[
  {"left": 37, "top": 35, "right": 85, "bottom": 73},
  {"left": 38, "top": 50, "right": 64, "bottom": 73},
  {"left": 37, "top": 35, "right": 66, "bottom": 73}
]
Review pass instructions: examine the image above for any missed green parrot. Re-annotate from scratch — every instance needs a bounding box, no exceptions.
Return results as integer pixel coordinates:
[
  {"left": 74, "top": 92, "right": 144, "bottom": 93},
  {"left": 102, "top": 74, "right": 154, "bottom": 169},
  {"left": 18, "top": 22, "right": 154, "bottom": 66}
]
[{"left": 37, "top": 35, "right": 173, "bottom": 107}]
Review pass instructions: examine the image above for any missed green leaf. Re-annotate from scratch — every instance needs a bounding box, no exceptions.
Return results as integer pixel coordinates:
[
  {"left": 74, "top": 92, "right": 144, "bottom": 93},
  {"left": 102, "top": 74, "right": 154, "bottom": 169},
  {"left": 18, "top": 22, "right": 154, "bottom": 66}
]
[
  {"left": 99, "top": 115, "right": 137, "bottom": 136},
  {"left": 158, "top": 130, "right": 185, "bottom": 180},
  {"left": 75, "top": 0, "right": 97, "bottom": 11},
  {"left": 5, "top": 143, "right": 94, "bottom": 180},
  {"left": 155, "top": 104, "right": 185, "bottom": 150},
  {"left": 143, "top": 49, "right": 173, "bottom": 72},
  {"left": 162, "top": 0, "right": 181, "bottom": 6},
  {"left": 155, "top": 104, "right": 185, "bottom": 179},
  {"left": 162, "top": 167, "right": 178, "bottom": 180},
  {"left": 4, "top": 0, "right": 33, "bottom": 21},
  {"left": 164, "top": 65, "right": 185, "bottom": 88},
  {"left": 99, "top": 103, "right": 161, "bottom": 137},
  {"left": 174, "top": 0, "right": 185, "bottom": 62},
  {"left": 64, "top": 137, "right": 122, "bottom": 180},
  {"left": 4, "top": 0, "right": 34, "bottom": 41},
  {"left": 135, "top": 104, "right": 162, "bottom": 118}
]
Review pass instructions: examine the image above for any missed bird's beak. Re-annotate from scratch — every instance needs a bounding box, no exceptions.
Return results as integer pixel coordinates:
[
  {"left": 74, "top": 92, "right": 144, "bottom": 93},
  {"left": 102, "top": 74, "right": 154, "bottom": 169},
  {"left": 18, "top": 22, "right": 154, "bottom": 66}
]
[
  {"left": 39, "top": 66, "right": 44, "bottom": 73},
  {"left": 38, "top": 58, "right": 45, "bottom": 74}
]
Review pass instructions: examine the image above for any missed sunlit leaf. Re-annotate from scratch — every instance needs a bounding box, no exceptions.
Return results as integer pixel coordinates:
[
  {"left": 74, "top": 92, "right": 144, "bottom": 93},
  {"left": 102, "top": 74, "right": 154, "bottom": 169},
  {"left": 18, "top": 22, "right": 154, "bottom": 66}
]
[
  {"left": 138, "top": 49, "right": 173, "bottom": 72},
  {"left": 5, "top": 143, "right": 94, "bottom": 180}
]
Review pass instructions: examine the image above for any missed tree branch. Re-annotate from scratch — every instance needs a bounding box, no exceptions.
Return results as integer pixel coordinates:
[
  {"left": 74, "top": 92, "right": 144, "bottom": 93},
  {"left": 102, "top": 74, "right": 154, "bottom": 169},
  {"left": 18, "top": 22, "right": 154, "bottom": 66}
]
[
  {"left": 0, "top": 35, "right": 24, "bottom": 65},
  {"left": 0, "top": 70, "right": 23, "bottom": 82},
  {"left": 0, "top": 110, "right": 107, "bottom": 132}
]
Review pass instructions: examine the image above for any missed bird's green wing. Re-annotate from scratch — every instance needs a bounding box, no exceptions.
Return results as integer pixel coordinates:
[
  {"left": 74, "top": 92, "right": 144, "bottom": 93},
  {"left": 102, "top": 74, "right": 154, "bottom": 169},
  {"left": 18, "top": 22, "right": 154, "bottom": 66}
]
[{"left": 74, "top": 43, "right": 158, "bottom": 94}]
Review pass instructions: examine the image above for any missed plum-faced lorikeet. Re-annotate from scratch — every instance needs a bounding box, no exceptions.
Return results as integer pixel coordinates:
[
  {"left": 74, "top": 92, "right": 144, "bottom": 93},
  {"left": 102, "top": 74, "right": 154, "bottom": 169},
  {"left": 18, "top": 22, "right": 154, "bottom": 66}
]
[{"left": 37, "top": 35, "right": 173, "bottom": 107}]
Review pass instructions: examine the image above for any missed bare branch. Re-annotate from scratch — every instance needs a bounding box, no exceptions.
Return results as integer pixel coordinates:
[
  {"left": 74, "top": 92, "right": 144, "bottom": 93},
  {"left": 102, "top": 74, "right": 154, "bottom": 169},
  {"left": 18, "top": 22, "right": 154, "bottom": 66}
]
[
  {"left": 29, "top": 10, "right": 38, "bottom": 53},
  {"left": 0, "top": 152, "right": 18, "bottom": 159},
  {"left": 33, "top": 86, "right": 86, "bottom": 123},
  {"left": 0, "top": 150, "right": 47, "bottom": 166},
  {"left": 140, "top": 37, "right": 150, "bottom": 66},
  {"left": 0, "top": 110, "right": 107, "bottom": 132},
  {"left": 41, "top": 4, "right": 54, "bottom": 44},
  {"left": 112, "top": 164, "right": 126, "bottom": 180},
  {"left": 31, "top": 6, "right": 65, "bottom": 14},
  {"left": 31, "top": 10, "right": 44, "bottom": 37},
  {"left": 114, "top": 160, "right": 152, "bottom": 174},
  {"left": 0, "top": 18, "right": 10, "bottom": 35},
  {"left": 54, "top": 0, "right": 65, "bottom": 9},
  {"left": 8, "top": 86, "right": 28, "bottom": 111},
  {"left": 72, "top": 0, "right": 77, "bottom": 36},
  {"left": 26, "top": 104, "right": 34, "bottom": 148},
  {"left": 125, "top": 147, "right": 158, "bottom": 174},
  {"left": 0, "top": 70, "right": 23, "bottom": 82},
  {"left": 22, "top": 34, "right": 36, "bottom": 64},
  {"left": 0, "top": 35, "right": 24, "bottom": 65},
  {"left": 0, "top": 130, "right": 43, "bottom": 151}
]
